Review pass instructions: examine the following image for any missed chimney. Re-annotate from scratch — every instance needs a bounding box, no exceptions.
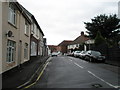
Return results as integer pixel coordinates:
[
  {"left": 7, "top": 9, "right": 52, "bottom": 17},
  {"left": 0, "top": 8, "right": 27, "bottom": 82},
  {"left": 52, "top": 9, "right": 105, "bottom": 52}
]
[{"left": 81, "top": 31, "right": 84, "bottom": 36}]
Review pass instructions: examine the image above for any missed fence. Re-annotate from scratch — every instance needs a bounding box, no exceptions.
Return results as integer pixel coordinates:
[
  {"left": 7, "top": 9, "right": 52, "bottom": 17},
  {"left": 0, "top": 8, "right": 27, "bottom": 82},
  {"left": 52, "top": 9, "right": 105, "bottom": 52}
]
[{"left": 89, "top": 43, "right": 120, "bottom": 66}]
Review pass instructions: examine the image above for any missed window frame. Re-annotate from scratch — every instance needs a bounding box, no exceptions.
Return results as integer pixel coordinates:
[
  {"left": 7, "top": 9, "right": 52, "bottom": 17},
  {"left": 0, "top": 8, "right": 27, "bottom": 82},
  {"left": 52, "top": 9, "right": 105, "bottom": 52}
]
[
  {"left": 8, "top": 3, "right": 16, "bottom": 26},
  {"left": 25, "top": 20, "right": 29, "bottom": 36},
  {"left": 6, "top": 40, "right": 16, "bottom": 63}
]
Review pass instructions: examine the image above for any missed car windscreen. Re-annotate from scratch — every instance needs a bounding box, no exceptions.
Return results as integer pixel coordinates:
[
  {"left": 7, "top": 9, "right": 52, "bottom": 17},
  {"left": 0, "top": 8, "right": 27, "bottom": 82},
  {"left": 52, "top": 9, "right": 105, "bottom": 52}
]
[
  {"left": 76, "top": 51, "right": 81, "bottom": 53},
  {"left": 82, "top": 51, "right": 86, "bottom": 54},
  {"left": 91, "top": 51, "right": 101, "bottom": 56}
]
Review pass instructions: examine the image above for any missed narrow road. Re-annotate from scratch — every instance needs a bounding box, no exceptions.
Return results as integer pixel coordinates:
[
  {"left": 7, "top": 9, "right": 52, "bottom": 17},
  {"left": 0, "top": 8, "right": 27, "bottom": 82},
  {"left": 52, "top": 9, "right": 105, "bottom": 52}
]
[{"left": 29, "top": 56, "right": 119, "bottom": 89}]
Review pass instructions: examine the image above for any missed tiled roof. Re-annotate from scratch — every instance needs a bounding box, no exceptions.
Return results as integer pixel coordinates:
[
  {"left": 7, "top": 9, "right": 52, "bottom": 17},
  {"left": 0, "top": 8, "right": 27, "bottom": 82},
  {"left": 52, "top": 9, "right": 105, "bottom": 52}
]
[
  {"left": 72, "top": 35, "right": 89, "bottom": 44},
  {"left": 58, "top": 40, "right": 73, "bottom": 46}
]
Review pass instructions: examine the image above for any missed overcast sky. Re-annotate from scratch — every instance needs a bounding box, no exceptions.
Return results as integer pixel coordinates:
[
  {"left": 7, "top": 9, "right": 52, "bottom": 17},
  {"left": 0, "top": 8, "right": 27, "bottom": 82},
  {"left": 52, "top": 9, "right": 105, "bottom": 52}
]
[{"left": 19, "top": 0, "right": 119, "bottom": 45}]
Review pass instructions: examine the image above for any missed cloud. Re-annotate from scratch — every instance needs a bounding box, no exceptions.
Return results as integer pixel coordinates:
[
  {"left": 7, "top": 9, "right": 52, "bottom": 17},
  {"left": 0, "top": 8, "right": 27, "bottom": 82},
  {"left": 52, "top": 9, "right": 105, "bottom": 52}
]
[{"left": 19, "top": 0, "right": 119, "bottom": 45}]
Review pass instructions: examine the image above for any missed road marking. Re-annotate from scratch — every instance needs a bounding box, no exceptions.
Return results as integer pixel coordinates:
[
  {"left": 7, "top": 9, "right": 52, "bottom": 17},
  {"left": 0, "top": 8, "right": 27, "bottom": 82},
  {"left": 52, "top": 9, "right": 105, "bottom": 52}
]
[
  {"left": 81, "top": 60, "right": 88, "bottom": 63},
  {"left": 24, "top": 61, "right": 49, "bottom": 89},
  {"left": 87, "top": 71, "right": 119, "bottom": 88},
  {"left": 74, "top": 62, "right": 84, "bottom": 69},
  {"left": 17, "top": 62, "right": 43, "bottom": 88},
  {"left": 17, "top": 57, "right": 51, "bottom": 89},
  {"left": 24, "top": 82, "right": 36, "bottom": 89},
  {"left": 36, "top": 62, "right": 49, "bottom": 82},
  {"left": 69, "top": 59, "right": 73, "bottom": 62}
]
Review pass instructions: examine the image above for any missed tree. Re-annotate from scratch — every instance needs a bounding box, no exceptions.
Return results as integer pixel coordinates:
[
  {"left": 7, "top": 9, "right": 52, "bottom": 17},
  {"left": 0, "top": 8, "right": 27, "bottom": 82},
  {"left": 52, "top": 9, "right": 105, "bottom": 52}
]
[
  {"left": 84, "top": 14, "right": 120, "bottom": 40},
  {"left": 95, "top": 31, "right": 106, "bottom": 46},
  {"left": 84, "top": 14, "right": 120, "bottom": 46}
]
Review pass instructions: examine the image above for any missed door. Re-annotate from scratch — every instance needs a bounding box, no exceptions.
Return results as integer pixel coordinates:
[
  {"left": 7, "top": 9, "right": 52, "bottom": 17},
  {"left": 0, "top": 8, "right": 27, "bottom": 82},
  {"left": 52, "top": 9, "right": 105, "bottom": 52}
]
[{"left": 18, "top": 40, "right": 22, "bottom": 67}]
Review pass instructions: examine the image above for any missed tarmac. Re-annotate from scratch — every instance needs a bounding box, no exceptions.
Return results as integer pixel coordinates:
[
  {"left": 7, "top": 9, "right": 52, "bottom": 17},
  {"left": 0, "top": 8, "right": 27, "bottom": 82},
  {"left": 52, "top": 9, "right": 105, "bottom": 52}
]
[
  {"left": 2, "top": 56, "right": 49, "bottom": 89},
  {"left": 1, "top": 56, "right": 120, "bottom": 89}
]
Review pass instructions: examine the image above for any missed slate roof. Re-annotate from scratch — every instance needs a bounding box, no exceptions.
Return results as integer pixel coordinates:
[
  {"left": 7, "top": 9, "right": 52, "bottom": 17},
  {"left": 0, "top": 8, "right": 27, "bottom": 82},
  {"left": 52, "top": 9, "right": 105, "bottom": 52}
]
[{"left": 19, "top": 3, "right": 44, "bottom": 36}]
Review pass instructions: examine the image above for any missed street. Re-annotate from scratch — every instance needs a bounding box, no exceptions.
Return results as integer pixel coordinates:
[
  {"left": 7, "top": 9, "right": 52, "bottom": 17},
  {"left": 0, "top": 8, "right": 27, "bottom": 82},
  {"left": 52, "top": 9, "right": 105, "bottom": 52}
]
[{"left": 27, "top": 56, "right": 120, "bottom": 89}]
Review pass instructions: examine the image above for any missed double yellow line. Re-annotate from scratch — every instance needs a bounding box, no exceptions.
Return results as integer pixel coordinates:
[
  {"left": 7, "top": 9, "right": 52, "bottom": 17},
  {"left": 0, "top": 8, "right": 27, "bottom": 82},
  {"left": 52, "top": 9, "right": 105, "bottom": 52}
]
[{"left": 18, "top": 61, "right": 50, "bottom": 90}]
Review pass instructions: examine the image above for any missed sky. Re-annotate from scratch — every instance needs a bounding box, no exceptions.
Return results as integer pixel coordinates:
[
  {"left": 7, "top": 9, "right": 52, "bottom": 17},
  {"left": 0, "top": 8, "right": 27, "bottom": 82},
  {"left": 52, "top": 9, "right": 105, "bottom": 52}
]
[{"left": 18, "top": 0, "right": 120, "bottom": 45}]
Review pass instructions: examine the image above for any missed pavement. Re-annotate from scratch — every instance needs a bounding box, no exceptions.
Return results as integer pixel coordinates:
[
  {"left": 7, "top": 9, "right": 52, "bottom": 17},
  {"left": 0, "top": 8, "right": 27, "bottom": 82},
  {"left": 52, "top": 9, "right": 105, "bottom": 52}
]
[
  {"left": 105, "top": 60, "right": 120, "bottom": 67},
  {"left": 2, "top": 56, "right": 49, "bottom": 89}
]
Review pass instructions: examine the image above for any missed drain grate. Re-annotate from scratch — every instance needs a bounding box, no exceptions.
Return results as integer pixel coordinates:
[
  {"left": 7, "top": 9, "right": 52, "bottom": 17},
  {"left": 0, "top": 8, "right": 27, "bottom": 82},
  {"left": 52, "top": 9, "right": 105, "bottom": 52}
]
[{"left": 92, "top": 84, "right": 102, "bottom": 88}]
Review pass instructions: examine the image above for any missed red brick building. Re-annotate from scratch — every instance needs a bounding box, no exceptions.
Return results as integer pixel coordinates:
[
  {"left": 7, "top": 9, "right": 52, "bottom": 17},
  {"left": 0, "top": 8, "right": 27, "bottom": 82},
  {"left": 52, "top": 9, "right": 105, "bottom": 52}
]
[
  {"left": 48, "top": 45, "right": 59, "bottom": 53},
  {"left": 58, "top": 40, "right": 73, "bottom": 54}
]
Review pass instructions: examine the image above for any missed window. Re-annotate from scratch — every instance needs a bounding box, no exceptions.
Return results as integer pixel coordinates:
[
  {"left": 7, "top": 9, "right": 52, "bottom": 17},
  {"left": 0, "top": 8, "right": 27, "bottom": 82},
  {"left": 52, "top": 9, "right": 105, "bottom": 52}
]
[
  {"left": 31, "top": 24, "right": 34, "bottom": 33},
  {"left": 25, "top": 20, "right": 29, "bottom": 35},
  {"left": 24, "top": 43, "right": 28, "bottom": 59},
  {"left": 6, "top": 40, "right": 16, "bottom": 63},
  {"left": 31, "top": 41, "right": 37, "bottom": 56},
  {"left": 34, "top": 24, "right": 37, "bottom": 35},
  {"left": 8, "top": 3, "right": 16, "bottom": 25},
  {"left": 36, "top": 29, "right": 39, "bottom": 37}
]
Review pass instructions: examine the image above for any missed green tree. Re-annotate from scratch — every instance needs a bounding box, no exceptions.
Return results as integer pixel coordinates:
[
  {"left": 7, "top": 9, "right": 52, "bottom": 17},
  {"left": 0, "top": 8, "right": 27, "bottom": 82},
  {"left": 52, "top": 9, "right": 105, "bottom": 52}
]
[
  {"left": 84, "top": 14, "right": 120, "bottom": 39},
  {"left": 84, "top": 14, "right": 120, "bottom": 46},
  {"left": 95, "top": 31, "right": 106, "bottom": 46}
]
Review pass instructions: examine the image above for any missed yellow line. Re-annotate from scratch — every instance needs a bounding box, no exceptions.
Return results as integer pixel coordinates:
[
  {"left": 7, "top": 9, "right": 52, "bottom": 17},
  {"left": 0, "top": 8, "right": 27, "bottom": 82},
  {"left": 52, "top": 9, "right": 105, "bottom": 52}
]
[
  {"left": 24, "top": 82, "right": 36, "bottom": 89},
  {"left": 24, "top": 62, "right": 49, "bottom": 89},
  {"left": 36, "top": 70, "right": 44, "bottom": 81}
]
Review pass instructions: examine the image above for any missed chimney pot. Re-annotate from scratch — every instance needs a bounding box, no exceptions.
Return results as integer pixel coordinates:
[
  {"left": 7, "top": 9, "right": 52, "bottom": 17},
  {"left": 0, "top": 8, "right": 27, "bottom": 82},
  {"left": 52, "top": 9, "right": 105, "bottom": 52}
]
[{"left": 81, "top": 31, "right": 84, "bottom": 36}]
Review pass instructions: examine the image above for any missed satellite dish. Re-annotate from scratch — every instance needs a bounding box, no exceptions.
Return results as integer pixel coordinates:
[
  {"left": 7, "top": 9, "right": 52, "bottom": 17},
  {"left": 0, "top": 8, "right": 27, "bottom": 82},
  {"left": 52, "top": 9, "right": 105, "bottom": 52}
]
[{"left": 6, "top": 31, "right": 13, "bottom": 37}]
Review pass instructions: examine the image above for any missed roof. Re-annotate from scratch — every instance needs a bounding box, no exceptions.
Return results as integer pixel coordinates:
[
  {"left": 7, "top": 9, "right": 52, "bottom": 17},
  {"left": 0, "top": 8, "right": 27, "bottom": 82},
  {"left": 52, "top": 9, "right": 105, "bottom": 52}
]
[
  {"left": 13, "top": 2, "right": 32, "bottom": 24},
  {"left": 31, "top": 16, "right": 44, "bottom": 36},
  {"left": 70, "top": 33, "right": 89, "bottom": 45},
  {"left": 19, "top": 2, "right": 44, "bottom": 36},
  {"left": 58, "top": 40, "right": 73, "bottom": 46},
  {"left": 48, "top": 45, "right": 58, "bottom": 48}
]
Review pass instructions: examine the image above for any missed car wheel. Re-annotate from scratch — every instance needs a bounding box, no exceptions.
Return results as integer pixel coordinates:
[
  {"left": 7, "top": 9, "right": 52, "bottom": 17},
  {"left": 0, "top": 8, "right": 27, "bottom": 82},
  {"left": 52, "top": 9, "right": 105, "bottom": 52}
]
[
  {"left": 102, "top": 59, "right": 105, "bottom": 63},
  {"left": 84, "top": 56, "right": 87, "bottom": 60},
  {"left": 85, "top": 56, "right": 89, "bottom": 61},
  {"left": 89, "top": 58, "right": 92, "bottom": 62},
  {"left": 89, "top": 57, "right": 94, "bottom": 62}
]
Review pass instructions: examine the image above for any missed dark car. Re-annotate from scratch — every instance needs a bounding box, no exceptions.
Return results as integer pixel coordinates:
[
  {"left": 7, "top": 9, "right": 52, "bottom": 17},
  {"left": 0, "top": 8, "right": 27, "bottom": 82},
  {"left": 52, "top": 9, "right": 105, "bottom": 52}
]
[{"left": 84, "top": 50, "right": 105, "bottom": 62}]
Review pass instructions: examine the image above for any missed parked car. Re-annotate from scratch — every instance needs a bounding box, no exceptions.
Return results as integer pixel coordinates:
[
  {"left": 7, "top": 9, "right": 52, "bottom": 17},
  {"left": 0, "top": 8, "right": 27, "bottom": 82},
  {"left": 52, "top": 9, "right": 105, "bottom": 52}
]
[
  {"left": 84, "top": 50, "right": 105, "bottom": 62},
  {"left": 79, "top": 51, "right": 87, "bottom": 59},
  {"left": 68, "top": 51, "right": 75, "bottom": 56},
  {"left": 51, "top": 52, "right": 58, "bottom": 57},
  {"left": 74, "top": 51, "right": 81, "bottom": 57}
]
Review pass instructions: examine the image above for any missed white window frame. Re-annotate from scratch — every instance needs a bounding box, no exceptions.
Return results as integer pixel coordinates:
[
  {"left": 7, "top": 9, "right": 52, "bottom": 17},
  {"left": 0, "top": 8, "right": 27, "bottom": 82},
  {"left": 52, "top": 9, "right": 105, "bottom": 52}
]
[
  {"left": 37, "top": 29, "right": 39, "bottom": 37},
  {"left": 34, "top": 24, "right": 37, "bottom": 35},
  {"left": 8, "top": 3, "right": 16, "bottom": 26},
  {"left": 25, "top": 20, "right": 29, "bottom": 36},
  {"left": 6, "top": 40, "right": 16, "bottom": 63}
]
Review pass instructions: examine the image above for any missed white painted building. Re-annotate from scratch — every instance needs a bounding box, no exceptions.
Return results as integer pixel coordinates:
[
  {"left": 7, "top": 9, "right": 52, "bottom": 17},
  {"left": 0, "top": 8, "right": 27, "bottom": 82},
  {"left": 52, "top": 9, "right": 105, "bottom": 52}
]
[{"left": 0, "top": 1, "right": 32, "bottom": 73}]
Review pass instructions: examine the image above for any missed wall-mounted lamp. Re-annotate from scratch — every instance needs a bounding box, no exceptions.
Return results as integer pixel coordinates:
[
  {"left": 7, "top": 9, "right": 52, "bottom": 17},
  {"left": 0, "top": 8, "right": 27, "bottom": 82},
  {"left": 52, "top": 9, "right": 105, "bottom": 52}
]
[{"left": 6, "top": 31, "right": 14, "bottom": 37}]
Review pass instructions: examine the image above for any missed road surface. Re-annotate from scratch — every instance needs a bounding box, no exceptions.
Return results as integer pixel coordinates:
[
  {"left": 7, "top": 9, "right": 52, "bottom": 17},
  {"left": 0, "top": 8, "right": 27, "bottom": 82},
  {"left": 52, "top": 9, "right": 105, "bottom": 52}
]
[{"left": 28, "top": 56, "right": 120, "bottom": 89}]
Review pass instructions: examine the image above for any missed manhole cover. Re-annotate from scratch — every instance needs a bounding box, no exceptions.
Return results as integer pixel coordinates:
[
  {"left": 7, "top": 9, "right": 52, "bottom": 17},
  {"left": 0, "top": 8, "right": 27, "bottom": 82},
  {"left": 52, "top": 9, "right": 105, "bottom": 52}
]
[{"left": 92, "top": 84, "right": 102, "bottom": 88}]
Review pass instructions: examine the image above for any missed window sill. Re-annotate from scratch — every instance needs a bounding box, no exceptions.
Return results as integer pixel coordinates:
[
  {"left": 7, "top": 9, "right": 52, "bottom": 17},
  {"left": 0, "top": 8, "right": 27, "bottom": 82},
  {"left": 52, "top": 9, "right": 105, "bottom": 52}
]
[
  {"left": 36, "top": 35, "right": 38, "bottom": 37},
  {"left": 6, "top": 61, "right": 15, "bottom": 64},
  {"left": 31, "top": 30, "right": 34, "bottom": 34},
  {"left": 24, "top": 34, "right": 29, "bottom": 37},
  {"left": 8, "top": 21, "right": 17, "bottom": 29}
]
